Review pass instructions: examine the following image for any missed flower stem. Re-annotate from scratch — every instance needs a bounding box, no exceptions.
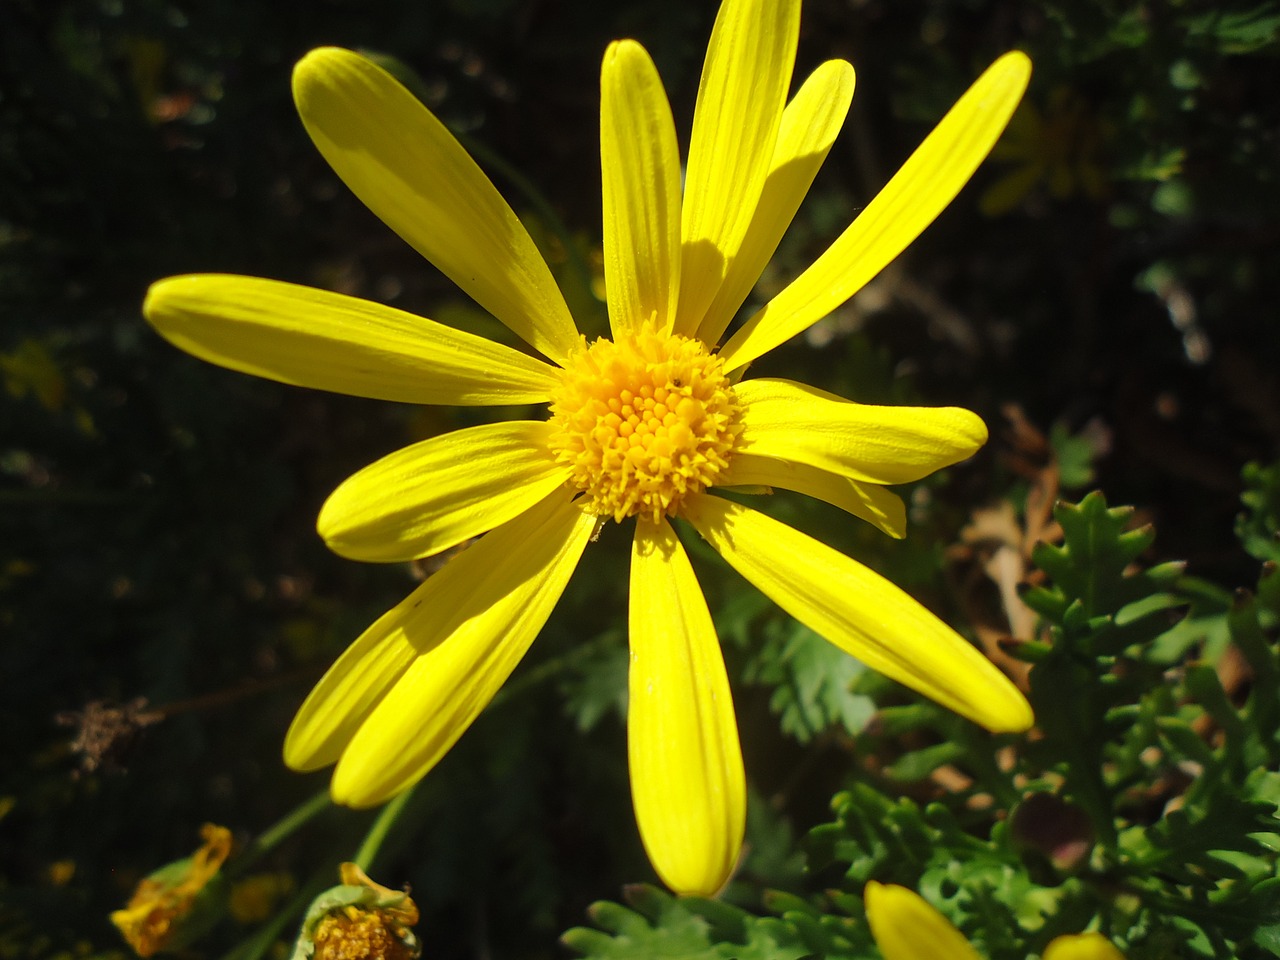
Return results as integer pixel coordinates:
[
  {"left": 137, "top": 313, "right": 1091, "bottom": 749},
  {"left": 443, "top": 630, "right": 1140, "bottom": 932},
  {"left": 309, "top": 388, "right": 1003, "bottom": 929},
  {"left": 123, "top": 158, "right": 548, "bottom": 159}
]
[
  {"left": 225, "top": 788, "right": 332, "bottom": 880},
  {"left": 217, "top": 870, "right": 332, "bottom": 960},
  {"left": 352, "top": 785, "right": 417, "bottom": 873}
]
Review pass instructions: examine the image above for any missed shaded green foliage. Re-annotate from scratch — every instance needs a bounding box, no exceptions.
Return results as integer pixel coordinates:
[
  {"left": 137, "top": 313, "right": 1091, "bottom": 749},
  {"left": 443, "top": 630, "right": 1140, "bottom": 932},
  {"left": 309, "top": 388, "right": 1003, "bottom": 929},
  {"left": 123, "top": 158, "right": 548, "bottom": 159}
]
[
  {"left": 743, "top": 623, "right": 875, "bottom": 746},
  {"left": 562, "top": 885, "right": 808, "bottom": 960},
  {"left": 569, "top": 486, "right": 1280, "bottom": 960}
]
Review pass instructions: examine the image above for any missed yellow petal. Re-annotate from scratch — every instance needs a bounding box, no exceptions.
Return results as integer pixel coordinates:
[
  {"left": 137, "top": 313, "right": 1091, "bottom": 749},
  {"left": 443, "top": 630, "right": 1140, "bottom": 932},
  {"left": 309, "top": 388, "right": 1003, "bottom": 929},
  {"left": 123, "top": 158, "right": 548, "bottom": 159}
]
[
  {"left": 329, "top": 492, "right": 595, "bottom": 806},
  {"left": 682, "top": 495, "right": 1033, "bottom": 733},
  {"left": 1043, "top": 933, "right": 1127, "bottom": 960},
  {"left": 863, "top": 882, "right": 983, "bottom": 960},
  {"left": 695, "top": 59, "right": 855, "bottom": 345},
  {"left": 716, "top": 452, "right": 905, "bottom": 538},
  {"left": 719, "top": 51, "right": 1031, "bottom": 370},
  {"left": 284, "top": 579, "right": 431, "bottom": 771},
  {"left": 293, "top": 47, "right": 579, "bottom": 364},
  {"left": 629, "top": 518, "right": 745, "bottom": 896},
  {"left": 736, "top": 378, "right": 987, "bottom": 485},
  {"left": 144, "top": 275, "right": 559, "bottom": 405},
  {"left": 318, "top": 421, "right": 570, "bottom": 562},
  {"left": 673, "top": 0, "right": 801, "bottom": 337},
  {"left": 600, "top": 40, "right": 681, "bottom": 338}
]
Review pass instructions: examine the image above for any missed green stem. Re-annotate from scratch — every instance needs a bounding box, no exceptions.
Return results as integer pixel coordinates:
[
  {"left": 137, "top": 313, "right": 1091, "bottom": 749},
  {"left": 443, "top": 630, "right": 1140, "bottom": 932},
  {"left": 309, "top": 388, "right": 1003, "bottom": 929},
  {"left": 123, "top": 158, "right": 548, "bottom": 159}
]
[
  {"left": 217, "top": 871, "right": 331, "bottom": 960},
  {"left": 353, "top": 786, "right": 417, "bottom": 873},
  {"left": 225, "top": 789, "right": 332, "bottom": 880}
]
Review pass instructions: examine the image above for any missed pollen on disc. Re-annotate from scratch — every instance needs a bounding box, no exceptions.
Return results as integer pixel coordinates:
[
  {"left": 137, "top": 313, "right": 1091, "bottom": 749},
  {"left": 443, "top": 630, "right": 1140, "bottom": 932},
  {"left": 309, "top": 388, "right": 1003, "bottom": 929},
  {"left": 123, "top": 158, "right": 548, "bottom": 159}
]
[{"left": 548, "top": 326, "right": 742, "bottom": 524}]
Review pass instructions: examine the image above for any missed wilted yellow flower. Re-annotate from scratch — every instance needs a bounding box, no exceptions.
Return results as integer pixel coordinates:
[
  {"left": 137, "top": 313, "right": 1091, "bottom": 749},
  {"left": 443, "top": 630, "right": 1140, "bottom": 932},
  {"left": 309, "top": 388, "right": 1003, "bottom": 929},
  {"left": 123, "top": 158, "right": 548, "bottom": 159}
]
[
  {"left": 144, "top": 0, "right": 1033, "bottom": 896},
  {"left": 864, "top": 881, "right": 1125, "bottom": 960},
  {"left": 292, "top": 863, "right": 419, "bottom": 960},
  {"left": 110, "top": 824, "right": 232, "bottom": 957}
]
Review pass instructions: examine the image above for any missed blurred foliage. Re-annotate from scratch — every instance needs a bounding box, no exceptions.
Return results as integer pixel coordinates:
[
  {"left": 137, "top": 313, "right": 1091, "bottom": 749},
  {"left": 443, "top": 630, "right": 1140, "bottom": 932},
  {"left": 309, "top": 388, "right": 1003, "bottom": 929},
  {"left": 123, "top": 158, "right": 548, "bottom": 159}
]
[{"left": 3, "top": 0, "right": 1279, "bottom": 957}]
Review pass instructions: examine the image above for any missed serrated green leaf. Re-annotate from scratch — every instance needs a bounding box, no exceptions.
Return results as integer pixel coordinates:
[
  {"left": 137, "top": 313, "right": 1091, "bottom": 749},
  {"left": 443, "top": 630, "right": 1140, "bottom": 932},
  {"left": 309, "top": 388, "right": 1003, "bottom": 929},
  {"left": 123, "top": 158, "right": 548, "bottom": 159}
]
[
  {"left": 884, "top": 741, "right": 965, "bottom": 782},
  {"left": 1253, "top": 922, "right": 1280, "bottom": 957},
  {"left": 559, "top": 633, "right": 629, "bottom": 733},
  {"left": 1184, "top": 663, "right": 1247, "bottom": 742},
  {"left": 564, "top": 886, "right": 810, "bottom": 960},
  {"left": 1184, "top": 5, "right": 1280, "bottom": 52},
  {"left": 586, "top": 901, "right": 654, "bottom": 938},
  {"left": 747, "top": 622, "right": 874, "bottom": 744},
  {"left": 1048, "top": 421, "right": 1103, "bottom": 490},
  {"left": 871, "top": 702, "right": 946, "bottom": 736},
  {"left": 1019, "top": 584, "right": 1071, "bottom": 622},
  {"left": 1114, "top": 592, "right": 1188, "bottom": 626},
  {"left": 1156, "top": 716, "right": 1216, "bottom": 767},
  {"left": 1238, "top": 462, "right": 1280, "bottom": 563}
]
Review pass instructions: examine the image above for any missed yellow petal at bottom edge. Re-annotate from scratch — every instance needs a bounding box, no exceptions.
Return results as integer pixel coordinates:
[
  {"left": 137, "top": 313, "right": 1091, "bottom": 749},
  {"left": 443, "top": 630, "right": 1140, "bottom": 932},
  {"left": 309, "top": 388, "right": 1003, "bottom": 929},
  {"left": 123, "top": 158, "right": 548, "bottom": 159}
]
[
  {"left": 1043, "top": 933, "right": 1126, "bottom": 960},
  {"left": 864, "top": 882, "right": 982, "bottom": 960},
  {"left": 629, "top": 518, "right": 745, "bottom": 897},
  {"left": 681, "top": 494, "right": 1032, "bottom": 733},
  {"left": 285, "top": 490, "right": 593, "bottom": 788}
]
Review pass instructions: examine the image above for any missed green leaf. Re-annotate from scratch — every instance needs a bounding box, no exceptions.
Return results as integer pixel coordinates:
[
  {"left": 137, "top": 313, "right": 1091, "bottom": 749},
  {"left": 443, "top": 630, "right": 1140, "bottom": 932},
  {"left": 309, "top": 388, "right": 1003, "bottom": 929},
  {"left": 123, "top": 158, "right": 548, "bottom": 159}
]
[
  {"left": 744, "top": 621, "right": 875, "bottom": 743},
  {"left": 1237, "top": 462, "right": 1280, "bottom": 563},
  {"left": 1253, "top": 922, "right": 1280, "bottom": 957},
  {"left": 1048, "top": 420, "right": 1104, "bottom": 490},
  {"left": 558, "top": 632, "right": 628, "bottom": 733},
  {"left": 562, "top": 886, "right": 808, "bottom": 960},
  {"left": 1183, "top": 5, "right": 1280, "bottom": 53},
  {"left": 884, "top": 741, "right": 966, "bottom": 782}
]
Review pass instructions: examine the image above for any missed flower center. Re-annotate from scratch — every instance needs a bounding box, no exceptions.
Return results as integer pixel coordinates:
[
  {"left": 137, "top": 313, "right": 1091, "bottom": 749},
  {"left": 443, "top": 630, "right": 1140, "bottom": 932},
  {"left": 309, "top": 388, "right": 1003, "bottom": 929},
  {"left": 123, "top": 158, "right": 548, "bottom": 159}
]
[{"left": 548, "top": 326, "right": 741, "bottom": 524}]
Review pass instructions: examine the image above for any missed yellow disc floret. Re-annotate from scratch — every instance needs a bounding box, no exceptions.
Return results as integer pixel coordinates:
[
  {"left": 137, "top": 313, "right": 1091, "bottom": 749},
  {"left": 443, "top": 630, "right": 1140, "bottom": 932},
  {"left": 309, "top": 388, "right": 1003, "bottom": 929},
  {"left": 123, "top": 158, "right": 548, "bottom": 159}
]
[{"left": 549, "top": 326, "right": 741, "bottom": 524}]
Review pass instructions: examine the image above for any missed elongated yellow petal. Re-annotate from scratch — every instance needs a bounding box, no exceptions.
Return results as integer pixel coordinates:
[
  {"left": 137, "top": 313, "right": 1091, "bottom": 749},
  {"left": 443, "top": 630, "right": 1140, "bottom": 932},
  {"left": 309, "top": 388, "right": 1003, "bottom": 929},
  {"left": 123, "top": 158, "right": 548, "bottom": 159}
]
[
  {"left": 318, "top": 421, "right": 570, "bottom": 562},
  {"left": 330, "top": 492, "right": 595, "bottom": 807},
  {"left": 715, "top": 452, "right": 905, "bottom": 538},
  {"left": 629, "top": 518, "right": 745, "bottom": 896},
  {"left": 284, "top": 491, "right": 589, "bottom": 772},
  {"left": 682, "top": 495, "right": 1033, "bottom": 732},
  {"left": 600, "top": 40, "right": 681, "bottom": 339},
  {"left": 284, "top": 578, "right": 432, "bottom": 771},
  {"left": 696, "top": 59, "right": 855, "bottom": 345},
  {"left": 144, "top": 275, "right": 560, "bottom": 405},
  {"left": 674, "top": 0, "right": 800, "bottom": 337},
  {"left": 1043, "top": 934, "right": 1127, "bottom": 960},
  {"left": 293, "top": 47, "right": 579, "bottom": 363},
  {"left": 719, "top": 52, "right": 1031, "bottom": 370},
  {"left": 864, "top": 882, "right": 983, "bottom": 960},
  {"left": 736, "top": 378, "right": 987, "bottom": 485}
]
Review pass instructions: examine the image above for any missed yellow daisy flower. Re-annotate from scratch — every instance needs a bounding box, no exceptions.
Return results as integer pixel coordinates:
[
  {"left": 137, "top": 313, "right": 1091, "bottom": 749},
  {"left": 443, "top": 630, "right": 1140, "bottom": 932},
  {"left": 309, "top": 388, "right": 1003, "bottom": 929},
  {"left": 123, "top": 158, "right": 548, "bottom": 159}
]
[
  {"left": 864, "top": 881, "right": 1125, "bottom": 960},
  {"left": 144, "top": 0, "right": 1033, "bottom": 897}
]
